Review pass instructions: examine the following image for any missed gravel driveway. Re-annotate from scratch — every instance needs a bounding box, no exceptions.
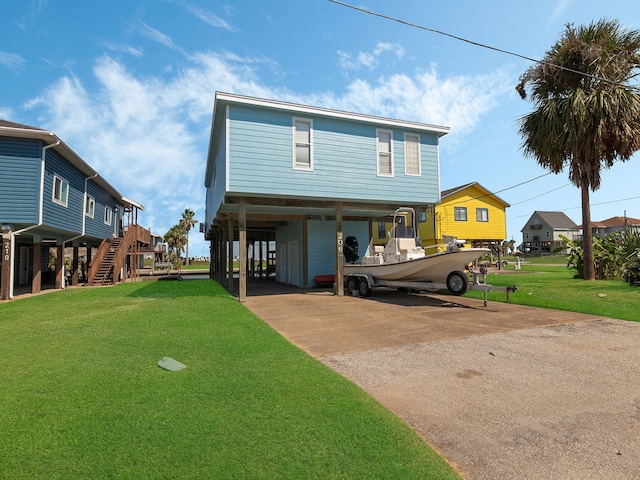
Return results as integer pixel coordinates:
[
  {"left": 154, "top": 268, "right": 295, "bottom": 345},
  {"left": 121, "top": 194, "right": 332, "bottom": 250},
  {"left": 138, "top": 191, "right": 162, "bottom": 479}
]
[{"left": 244, "top": 282, "right": 640, "bottom": 479}]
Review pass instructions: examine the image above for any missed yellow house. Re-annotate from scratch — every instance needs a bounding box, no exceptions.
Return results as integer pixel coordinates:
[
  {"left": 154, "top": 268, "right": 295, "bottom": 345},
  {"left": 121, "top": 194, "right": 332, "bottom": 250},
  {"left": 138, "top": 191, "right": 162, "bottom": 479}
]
[
  {"left": 369, "top": 182, "right": 509, "bottom": 252},
  {"left": 428, "top": 182, "right": 509, "bottom": 249}
]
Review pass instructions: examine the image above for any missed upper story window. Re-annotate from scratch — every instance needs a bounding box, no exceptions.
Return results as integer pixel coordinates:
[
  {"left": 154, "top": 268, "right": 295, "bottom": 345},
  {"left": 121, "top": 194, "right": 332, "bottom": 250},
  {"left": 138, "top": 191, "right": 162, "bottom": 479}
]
[
  {"left": 293, "top": 118, "right": 313, "bottom": 170},
  {"left": 52, "top": 175, "right": 69, "bottom": 207},
  {"left": 476, "top": 208, "right": 488, "bottom": 222},
  {"left": 85, "top": 196, "right": 95, "bottom": 218},
  {"left": 404, "top": 133, "right": 420, "bottom": 176},
  {"left": 454, "top": 207, "right": 467, "bottom": 222},
  {"left": 376, "top": 129, "right": 393, "bottom": 177},
  {"left": 377, "top": 221, "right": 386, "bottom": 239},
  {"left": 104, "top": 207, "right": 113, "bottom": 226}
]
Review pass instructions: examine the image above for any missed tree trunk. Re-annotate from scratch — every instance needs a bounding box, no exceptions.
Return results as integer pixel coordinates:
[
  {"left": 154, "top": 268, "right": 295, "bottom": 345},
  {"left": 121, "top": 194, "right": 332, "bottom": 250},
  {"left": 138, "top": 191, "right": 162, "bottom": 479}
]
[
  {"left": 581, "top": 179, "right": 595, "bottom": 280},
  {"left": 185, "top": 232, "right": 190, "bottom": 266}
]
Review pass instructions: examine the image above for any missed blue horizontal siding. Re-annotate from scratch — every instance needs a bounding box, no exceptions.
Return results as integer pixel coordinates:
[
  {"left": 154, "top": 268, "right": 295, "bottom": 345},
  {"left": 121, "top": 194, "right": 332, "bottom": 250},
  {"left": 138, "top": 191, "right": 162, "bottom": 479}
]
[
  {"left": 41, "top": 149, "right": 84, "bottom": 233},
  {"left": 85, "top": 182, "right": 118, "bottom": 238},
  {"left": 0, "top": 137, "right": 41, "bottom": 223},
  {"left": 226, "top": 105, "right": 440, "bottom": 205}
]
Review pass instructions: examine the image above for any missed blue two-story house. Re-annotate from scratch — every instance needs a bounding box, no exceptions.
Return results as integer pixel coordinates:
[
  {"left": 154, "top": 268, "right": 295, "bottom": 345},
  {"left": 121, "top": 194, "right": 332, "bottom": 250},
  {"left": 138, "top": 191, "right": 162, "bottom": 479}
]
[
  {"left": 203, "top": 92, "right": 449, "bottom": 300},
  {"left": 0, "top": 120, "right": 148, "bottom": 300}
]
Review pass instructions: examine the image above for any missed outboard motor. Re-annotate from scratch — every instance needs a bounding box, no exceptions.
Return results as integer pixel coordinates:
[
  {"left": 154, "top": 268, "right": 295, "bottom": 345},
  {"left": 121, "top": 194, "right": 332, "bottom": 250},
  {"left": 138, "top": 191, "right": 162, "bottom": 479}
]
[{"left": 344, "top": 236, "right": 359, "bottom": 263}]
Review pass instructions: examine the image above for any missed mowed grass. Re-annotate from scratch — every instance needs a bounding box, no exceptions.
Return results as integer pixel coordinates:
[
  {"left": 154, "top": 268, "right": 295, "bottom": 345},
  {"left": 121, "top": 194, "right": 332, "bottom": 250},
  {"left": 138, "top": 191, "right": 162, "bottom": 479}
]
[
  {"left": 465, "top": 262, "right": 640, "bottom": 321},
  {"left": 0, "top": 280, "right": 460, "bottom": 479}
]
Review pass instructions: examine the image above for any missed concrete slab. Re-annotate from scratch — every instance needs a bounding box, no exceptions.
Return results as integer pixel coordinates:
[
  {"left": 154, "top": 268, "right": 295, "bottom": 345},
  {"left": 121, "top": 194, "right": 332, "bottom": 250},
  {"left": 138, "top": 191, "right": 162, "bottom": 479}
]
[{"left": 244, "top": 281, "right": 640, "bottom": 480}]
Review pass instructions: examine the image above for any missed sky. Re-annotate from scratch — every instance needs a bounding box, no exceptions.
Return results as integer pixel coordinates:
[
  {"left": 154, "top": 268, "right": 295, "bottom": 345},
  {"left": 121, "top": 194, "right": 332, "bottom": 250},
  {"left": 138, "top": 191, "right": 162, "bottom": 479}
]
[{"left": 2, "top": 0, "right": 640, "bottom": 256}]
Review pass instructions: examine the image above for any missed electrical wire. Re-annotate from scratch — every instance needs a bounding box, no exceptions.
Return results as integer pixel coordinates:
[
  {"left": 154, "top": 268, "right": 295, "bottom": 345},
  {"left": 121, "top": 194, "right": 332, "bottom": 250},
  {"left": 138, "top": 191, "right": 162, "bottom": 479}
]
[{"left": 328, "top": 0, "right": 638, "bottom": 88}]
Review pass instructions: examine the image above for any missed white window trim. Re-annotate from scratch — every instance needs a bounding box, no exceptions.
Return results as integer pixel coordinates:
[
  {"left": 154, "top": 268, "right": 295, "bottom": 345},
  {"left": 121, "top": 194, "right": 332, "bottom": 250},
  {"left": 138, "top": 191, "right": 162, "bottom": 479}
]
[
  {"left": 104, "top": 206, "right": 113, "bottom": 226},
  {"left": 376, "top": 128, "right": 394, "bottom": 177},
  {"left": 454, "top": 206, "right": 467, "bottom": 222},
  {"left": 52, "top": 174, "right": 69, "bottom": 207},
  {"left": 292, "top": 117, "right": 313, "bottom": 171},
  {"left": 85, "top": 195, "right": 95, "bottom": 218},
  {"left": 404, "top": 133, "right": 421, "bottom": 176},
  {"left": 476, "top": 208, "right": 489, "bottom": 222}
]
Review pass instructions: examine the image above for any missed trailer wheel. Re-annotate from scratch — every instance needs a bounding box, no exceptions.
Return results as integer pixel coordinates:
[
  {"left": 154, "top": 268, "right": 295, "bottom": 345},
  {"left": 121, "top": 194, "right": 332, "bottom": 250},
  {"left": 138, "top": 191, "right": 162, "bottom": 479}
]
[
  {"left": 446, "top": 271, "right": 469, "bottom": 295},
  {"left": 358, "top": 278, "right": 372, "bottom": 297},
  {"left": 346, "top": 276, "right": 358, "bottom": 295}
]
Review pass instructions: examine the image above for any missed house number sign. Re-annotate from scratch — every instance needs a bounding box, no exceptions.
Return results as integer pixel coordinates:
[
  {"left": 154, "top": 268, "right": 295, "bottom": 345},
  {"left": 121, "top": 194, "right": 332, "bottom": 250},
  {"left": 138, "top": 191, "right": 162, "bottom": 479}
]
[
  {"left": 3, "top": 240, "right": 9, "bottom": 261},
  {"left": 337, "top": 231, "right": 343, "bottom": 253}
]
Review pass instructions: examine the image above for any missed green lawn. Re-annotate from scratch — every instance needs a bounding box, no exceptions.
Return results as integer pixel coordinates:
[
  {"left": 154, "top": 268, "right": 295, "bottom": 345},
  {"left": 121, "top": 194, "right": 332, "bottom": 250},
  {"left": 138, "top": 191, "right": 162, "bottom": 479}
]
[
  {"left": 465, "top": 264, "right": 640, "bottom": 321},
  {"left": 0, "top": 280, "right": 460, "bottom": 479}
]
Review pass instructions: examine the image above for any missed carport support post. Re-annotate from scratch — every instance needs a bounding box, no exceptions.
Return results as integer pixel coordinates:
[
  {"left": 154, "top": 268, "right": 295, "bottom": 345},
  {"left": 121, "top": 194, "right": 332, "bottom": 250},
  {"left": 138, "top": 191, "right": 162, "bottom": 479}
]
[
  {"left": 55, "top": 243, "right": 64, "bottom": 290},
  {"left": 1, "top": 232, "right": 11, "bottom": 300},
  {"left": 32, "top": 237, "right": 42, "bottom": 294},
  {"left": 335, "top": 205, "right": 344, "bottom": 296},
  {"left": 238, "top": 203, "right": 247, "bottom": 302},
  {"left": 227, "top": 217, "right": 234, "bottom": 290}
]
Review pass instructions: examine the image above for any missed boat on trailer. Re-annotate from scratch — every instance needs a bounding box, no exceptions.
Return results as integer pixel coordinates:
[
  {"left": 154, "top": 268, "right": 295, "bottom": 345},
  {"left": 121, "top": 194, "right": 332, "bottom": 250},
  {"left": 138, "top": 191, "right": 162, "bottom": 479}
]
[{"left": 343, "top": 207, "right": 516, "bottom": 303}]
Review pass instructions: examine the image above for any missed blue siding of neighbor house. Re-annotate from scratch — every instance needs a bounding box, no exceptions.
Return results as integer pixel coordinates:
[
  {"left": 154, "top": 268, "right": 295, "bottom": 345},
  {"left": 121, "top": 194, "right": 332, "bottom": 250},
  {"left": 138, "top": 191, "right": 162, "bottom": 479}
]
[
  {"left": 85, "top": 181, "right": 118, "bottom": 239},
  {"left": 226, "top": 104, "right": 440, "bottom": 204},
  {"left": 42, "top": 148, "right": 86, "bottom": 233},
  {"left": 0, "top": 137, "right": 42, "bottom": 224}
]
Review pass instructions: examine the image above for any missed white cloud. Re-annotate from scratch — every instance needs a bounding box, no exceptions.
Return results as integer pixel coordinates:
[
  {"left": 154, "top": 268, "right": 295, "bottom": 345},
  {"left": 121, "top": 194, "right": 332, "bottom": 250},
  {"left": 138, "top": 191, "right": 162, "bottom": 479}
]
[
  {"left": 103, "top": 42, "right": 144, "bottom": 58},
  {"left": 184, "top": 4, "right": 235, "bottom": 32},
  {"left": 0, "top": 51, "right": 25, "bottom": 70},
  {"left": 338, "top": 42, "right": 405, "bottom": 71},
  {"left": 138, "top": 22, "right": 180, "bottom": 51}
]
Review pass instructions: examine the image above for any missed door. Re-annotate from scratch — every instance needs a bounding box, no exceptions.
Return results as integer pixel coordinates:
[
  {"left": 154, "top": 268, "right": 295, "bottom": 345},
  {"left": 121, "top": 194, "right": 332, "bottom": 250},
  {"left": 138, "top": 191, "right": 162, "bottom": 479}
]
[{"left": 19, "top": 246, "right": 29, "bottom": 285}]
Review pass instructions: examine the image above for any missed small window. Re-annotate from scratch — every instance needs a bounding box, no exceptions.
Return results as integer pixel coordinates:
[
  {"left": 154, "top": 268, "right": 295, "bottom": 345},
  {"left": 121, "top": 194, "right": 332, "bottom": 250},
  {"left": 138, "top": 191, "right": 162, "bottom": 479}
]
[
  {"left": 104, "top": 207, "right": 113, "bottom": 226},
  {"left": 376, "top": 129, "right": 393, "bottom": 177},
  {"left": 454, "top": 207, "right": 467, "bottom": 222},
  {"left": 85, "top": 196, "right": 95, "bottom": 218},
  {"left": 377, "top": 221, "right": 386, "bottom": 239},
  {"left": 476, "top": 208, "right": 488, "bottom": 222},
  {"left": 404, "top": 134, "right": 420, "bottom": 176},
  {"left": 293, "top": 118, "right": 313, "bottom": 170},
  {"left": 546, "top": 230, "right": 550, "bottom": 238},
  {"left": 418, "top": 210, "right": 427, "bottom": 223},
  {"left": 52, "top": 175, "right": 69, "bottom": 207}
]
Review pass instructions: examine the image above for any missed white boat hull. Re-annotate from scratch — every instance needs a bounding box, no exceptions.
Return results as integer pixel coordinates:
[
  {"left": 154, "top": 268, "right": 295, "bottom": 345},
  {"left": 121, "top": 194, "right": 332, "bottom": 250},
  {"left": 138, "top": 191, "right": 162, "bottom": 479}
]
[{"left": 343, "top": 248, "right": 490, "bottom": 282}]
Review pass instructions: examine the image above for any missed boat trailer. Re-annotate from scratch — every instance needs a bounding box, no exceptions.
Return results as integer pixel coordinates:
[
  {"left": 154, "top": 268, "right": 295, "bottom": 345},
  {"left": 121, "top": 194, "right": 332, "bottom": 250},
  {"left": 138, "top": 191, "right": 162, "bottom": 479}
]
[{"left": 344, "top": 267, "right": 517, "bottom": 307}]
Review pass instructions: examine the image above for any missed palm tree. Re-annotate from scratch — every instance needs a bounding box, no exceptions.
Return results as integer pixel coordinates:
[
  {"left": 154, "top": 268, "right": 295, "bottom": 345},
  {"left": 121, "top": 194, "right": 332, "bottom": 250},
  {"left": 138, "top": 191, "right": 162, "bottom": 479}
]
[
  {"left": 516, "top": 19, "right": 640, "bottom": 280},
  {"left": 180, "top": 208, "right": 198, "bottom": 266},
  {"left": 164, "top": 224, "right": 186, "bottom": 268}
]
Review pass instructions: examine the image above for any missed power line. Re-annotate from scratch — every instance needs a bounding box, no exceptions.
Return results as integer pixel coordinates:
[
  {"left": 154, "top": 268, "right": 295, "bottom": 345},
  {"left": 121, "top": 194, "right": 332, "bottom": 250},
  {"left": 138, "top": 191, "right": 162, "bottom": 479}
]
[
  {"left": 509, "top": 183, "right": 572, "bottom": 206},
  {"left": 327, "top": 0, "right": 637, "bottom": 88}
]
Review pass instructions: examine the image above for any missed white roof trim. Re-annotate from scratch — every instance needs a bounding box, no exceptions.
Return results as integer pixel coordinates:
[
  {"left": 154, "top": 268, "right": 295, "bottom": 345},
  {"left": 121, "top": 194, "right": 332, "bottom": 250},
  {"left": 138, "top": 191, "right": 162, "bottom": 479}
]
[{"left": 214, "top": 92, "right": 450, "bottom": 135}]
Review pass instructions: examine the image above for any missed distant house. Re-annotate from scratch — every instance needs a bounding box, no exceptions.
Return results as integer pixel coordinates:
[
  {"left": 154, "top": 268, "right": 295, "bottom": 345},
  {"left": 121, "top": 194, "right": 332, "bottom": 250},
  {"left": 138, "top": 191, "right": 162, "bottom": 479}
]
[
  {"left": 370, "top": 182, "right": 509, "bottom": 253},
  {"left": 589, "top": 216, "right": 640, "bottom": 238},
  {"left": 520, "top": 211, "right": 580, "bottom": 254},
  {"left": 203, "top": 92, "right": 449, "bottom": 300},
  {"left": 0, "top": 120, "right": 149, "bottom": 300}
]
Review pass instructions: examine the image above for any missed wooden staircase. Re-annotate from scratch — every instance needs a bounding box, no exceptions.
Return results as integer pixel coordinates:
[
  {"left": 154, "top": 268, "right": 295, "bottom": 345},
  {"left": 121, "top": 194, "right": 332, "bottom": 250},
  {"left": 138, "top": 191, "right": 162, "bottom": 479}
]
[
  {"left": 87, "top": 225, "right": 151, "bottom": 287},
  {"left": 92, "top": 238, "right": 123, "bottom": 285}
]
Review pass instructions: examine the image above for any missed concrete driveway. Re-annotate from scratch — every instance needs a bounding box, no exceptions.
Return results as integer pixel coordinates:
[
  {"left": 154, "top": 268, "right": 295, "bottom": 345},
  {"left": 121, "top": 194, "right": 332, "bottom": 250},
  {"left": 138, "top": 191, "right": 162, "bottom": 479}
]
[{"left": 243, "top": 281, "right": 640, "bottom": 480}]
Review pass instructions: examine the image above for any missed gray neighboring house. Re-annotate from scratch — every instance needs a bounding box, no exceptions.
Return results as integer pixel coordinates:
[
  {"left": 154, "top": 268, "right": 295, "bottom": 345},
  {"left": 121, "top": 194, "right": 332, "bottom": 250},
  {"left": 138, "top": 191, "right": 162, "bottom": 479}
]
[
  {"left": 520, "top": 211, "right": 580, "bottom": 254},
  {"left": 589, "top": 216, "right": 640, "bottom": 238}
]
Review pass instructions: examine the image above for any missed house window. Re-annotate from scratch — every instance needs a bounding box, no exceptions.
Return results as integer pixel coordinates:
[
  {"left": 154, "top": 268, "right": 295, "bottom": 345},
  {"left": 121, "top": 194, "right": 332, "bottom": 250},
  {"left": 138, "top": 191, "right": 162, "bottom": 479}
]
[
  {"left": 293, "top": 118, "right": 313, "bottom": 170},
  {"left": 104, "top": 207, "right": 113, "bottom": 226},
  {"left": 85, "top": 196, "right": 95, "bottom": 218},
  {"left": 377, "top": 221, "right": 386, "bottom": 239},
  {"left": 404, "top": 133, "right": 420, "bottom": 176},
  {"left": 546, "top": 230, "right": 550, "bottom": 238},
  {"left": 376, "top": 129, "right": 393, "bottom": 177},
  {"left": 52, "top": 175, "right": 69, "bottom": 207},
  {"left": 454, "top": 207, "right": 467, "bottom": 221},
  {"left": 476, "top": 208, "right": 488, "bottom": 222}
]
